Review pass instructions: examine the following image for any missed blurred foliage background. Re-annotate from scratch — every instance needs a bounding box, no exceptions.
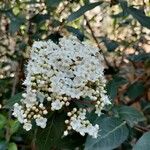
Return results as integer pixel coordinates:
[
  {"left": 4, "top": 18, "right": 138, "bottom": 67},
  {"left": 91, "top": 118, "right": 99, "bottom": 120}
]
[{"left": 0, "top": 0, "right": 150, "bottom": 150}]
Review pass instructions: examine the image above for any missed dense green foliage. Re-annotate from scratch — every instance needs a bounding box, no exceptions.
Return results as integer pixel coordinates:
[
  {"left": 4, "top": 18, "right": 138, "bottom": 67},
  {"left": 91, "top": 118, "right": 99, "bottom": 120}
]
[{"left": 0, "top": 0, "right": 150, "bottom": 149}]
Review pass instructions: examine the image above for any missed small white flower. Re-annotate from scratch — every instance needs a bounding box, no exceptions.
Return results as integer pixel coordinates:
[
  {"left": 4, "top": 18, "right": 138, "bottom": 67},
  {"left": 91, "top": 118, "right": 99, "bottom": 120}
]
[
  {"left": 36, "top": 117, "right": 47, "bottom": 128},
  {"left": 78, "top": 112, "right": 86, "bottom": 120},
  {"left": 70, "top": 119, "right": 82, "bottom": 130},
  {"left": 77, "top": 126, "right": 86, "bottom": 136},
  {"left": 95, "top": 107, "right": 102, "bottom": 116},
  {"left": 87, "top": 124, "right": 99, "bottom": 138},
  {"left": 64, "top": 131, "right": 68, "bottom": 136},
  {"left": 68, "top": 109, "right": 99, "bottom": 138},
  {"left": 51, "top": 99, "right": 63, "bottom": 110},
  {"left": 13, "top": 103, "right": 24, "bottom": 123},
  {"left": 101, "top": 93, "right": 111, "bottom": 105},
  {"left": 23, "top": 92, "right": 37, "bottom": 107},
  {"left": 23, "top": 122, "right": 32, "bottom": 131}
]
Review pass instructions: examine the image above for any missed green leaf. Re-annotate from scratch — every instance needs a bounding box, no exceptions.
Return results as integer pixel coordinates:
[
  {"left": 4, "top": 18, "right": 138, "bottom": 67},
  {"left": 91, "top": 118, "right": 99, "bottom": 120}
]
[
  {"left": 119, "top": 0, "right": 128, "bottom": 11},
  {"left": 128, "top": 53, "right": 150, "bottom": 62},
  {"left": 59, "top": 133, "right": 85, "bottom": 149},
  {"left": 31, "top": 14, "right": 49, "bottom": 23},
  {"left": 133, "top": 131, "right": 150, "bottom": 150},
  {"left": 0, "top": 78, "right": 12, "bottom": 90},
  {"left": 4, "top": 93, "right": 23, "bottom": 109},
  {"left": 5, "top": 11, "right": 25, "bottom": 34},
  {"left": 51, "top": 19, "right": 61, "bottom": 28},
  {"left": 120, "top": 1, "right": 150, "bottom": 29},
  {"left": 85, "top": 117, "right": 129, "bottom": 150},
  {"left": 114, "top": 106, "right": 145, "bottom": 127},
  {"left": 127, "top": 6, "right": 150, "bottom": 29},
  {"left": 65, "top": 26, "right": 84, "bottom": 41},
  {"left": 0, "top": 130, "right": 5, "bottom": 139},
  {"left": 143, "top": 102, "right": 150, "bottom": 113},
  {"left": 106, "top": 76, "right": 127, "bottom": 100},
  {"left": 9, "top": 16, "right": 25, "bottom": 34},
  {"left": 125, "top": 82, "right": 145, "bottom": 100},
  {"left": 9, "top": 120, "right": 20, "bottom": 135},
  {"left": 0, "top": 114, "right": 7, "bottom": 129},
  {"left": 8, "top": 143, "right": 17, "bottom": 150},
  {"left": 36, "top": 113, "right": 65, "bottom": 150},
  {"left": 67, "top": 2, "right": 103, "bottom": 22},
  {"left": 100, "top": 37, "right": 119, "bottom": 52},
  {"left": 45, "top": 0, "right": 62, "bottom": 8}
]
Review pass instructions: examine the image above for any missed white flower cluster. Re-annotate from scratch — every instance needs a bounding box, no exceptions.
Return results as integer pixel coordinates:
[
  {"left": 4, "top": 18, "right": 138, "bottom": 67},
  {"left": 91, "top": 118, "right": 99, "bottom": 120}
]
[
  {"left": 12, "top": 36, "right": 110, "bottom": 137},
  {"left": 64, "top": 108, "right": 99, "bottom": 138}
]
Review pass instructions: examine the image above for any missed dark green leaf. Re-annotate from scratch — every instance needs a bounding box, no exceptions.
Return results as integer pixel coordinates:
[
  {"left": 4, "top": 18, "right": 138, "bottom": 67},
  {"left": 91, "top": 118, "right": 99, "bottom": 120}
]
[
  {"left": 100, "top": 37, "right": 119, "bottom": 52},
  {"left": 4, "top": 93, "right": 23, "bottom": 109},
  {"left": 85, "top": 117, "right": 129, "bottom": 150},
  {"left": 119, "top": 0, "right": 128, "bottom": 11},
  {"left": 51, "top": 19, "right": 61, "bottom": 27},
  {"left": 125, "top": 82, "right": 145, "bottom": 100},
  {"left": 143, "top": 103, "right": 150, "bottom": 113},
  {"left": 128, "top": 53, "right": 150, "bottom": 62},
  {"left": 36, "top": 113, "right": 65, "bottom": 150},
  {"left": 120, "top": 1, "right": 150, "bottom": 29},
  {"left": 67, "top": 2, "right": 103, "bottom": 22},
  {"left": 114, "top": 106, "right": 145, "bottom": 127},
  {"left": 133, "top": 131, "right": 150, "bottom": 150},
  {"left": 31, "top": 14, "right": 49, "bottom": 23},
  {"left": 59, "top": 133, "right": 85, "bottom": 149},
  {"left": 65, "top": 26, "right": 84, "bottom": 41},
  {"left": 128, "top": 6, "right": 150, "bottom": 29},
  {"left": 0, "top": 78, "right": 12, "bottom": 90},
  {"left": 45, "top": 0, "right": 62, "bottom": 8},
  {"left": 106, "top": 76, "right": 127, "bottom": 100},
  {"left": 5, "top": 11, "right": 25, "bottom": 34}
]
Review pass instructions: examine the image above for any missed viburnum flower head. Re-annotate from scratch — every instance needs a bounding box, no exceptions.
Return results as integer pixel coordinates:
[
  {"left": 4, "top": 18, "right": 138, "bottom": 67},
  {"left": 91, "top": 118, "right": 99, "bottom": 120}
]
[{"left": 12, "top": 36, "right": 110, "bottom": 138}]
